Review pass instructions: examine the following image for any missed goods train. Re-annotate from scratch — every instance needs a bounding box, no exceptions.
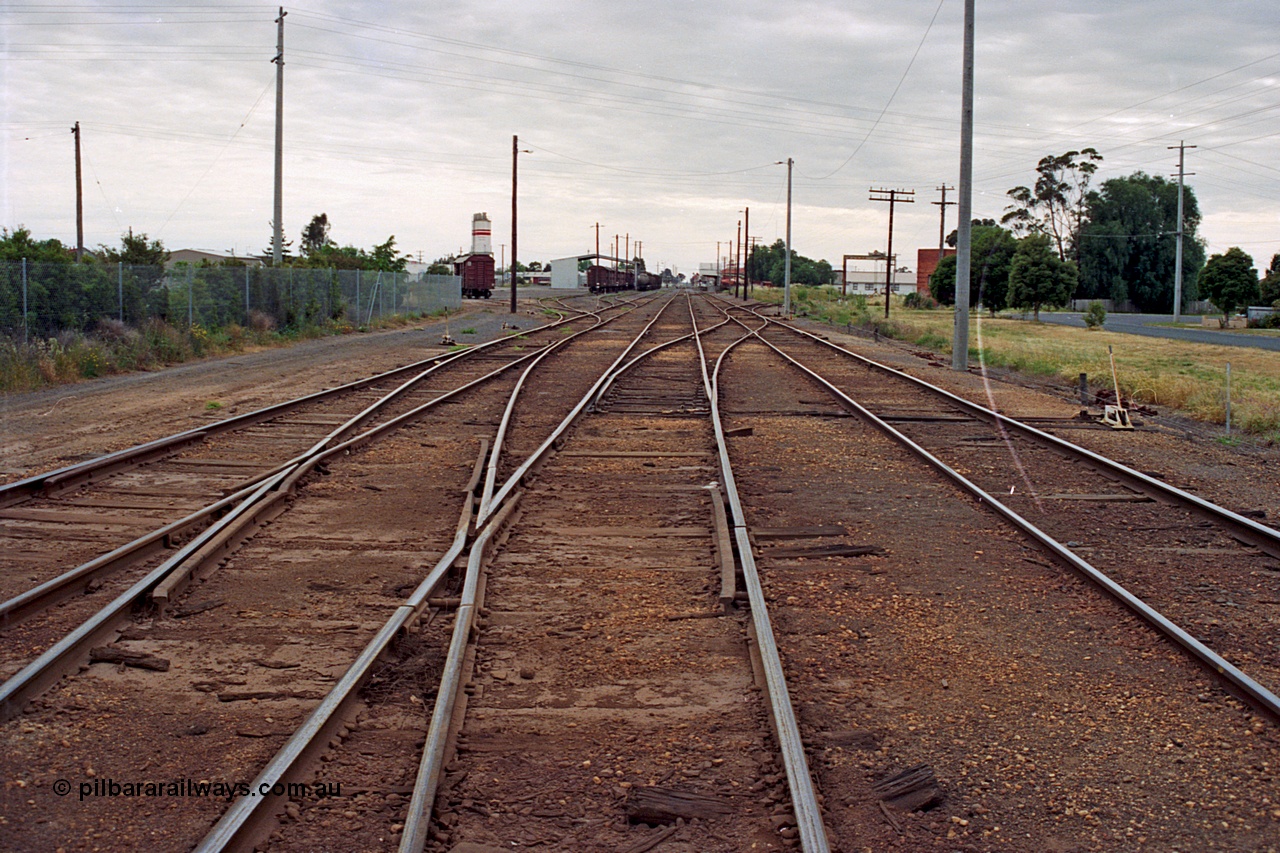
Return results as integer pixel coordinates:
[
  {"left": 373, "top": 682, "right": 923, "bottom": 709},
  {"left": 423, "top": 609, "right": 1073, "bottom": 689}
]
[{"left": 586, "top": 263, "right": 662, "bottom": 294}]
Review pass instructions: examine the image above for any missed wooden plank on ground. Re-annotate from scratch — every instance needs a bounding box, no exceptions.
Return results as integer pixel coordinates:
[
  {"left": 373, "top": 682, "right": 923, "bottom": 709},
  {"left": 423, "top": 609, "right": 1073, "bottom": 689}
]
[
  {"left": 558, "top": 451, "right": 706, "bottom": 458},
  {"left": 765, "top": 543, "right": 885, "bottom": 559},
  {"left": 0, "top": 508, "right": 155, "bottom": 526},
  {"left": 1044, "top": 493, "right": 1152, "bottom": 502},
  {"left": 545, "top": 526, "right": 709, "bottom": 538},
  {"left": 754, "top": 525, "right": 847, "bottom": 540}
]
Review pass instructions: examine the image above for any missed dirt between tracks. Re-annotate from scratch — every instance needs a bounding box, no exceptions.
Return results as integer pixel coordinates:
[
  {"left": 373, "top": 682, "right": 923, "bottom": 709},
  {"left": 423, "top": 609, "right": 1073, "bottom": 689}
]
[{"left": 0, "top": 301, "right": 548, "bottom": 483}]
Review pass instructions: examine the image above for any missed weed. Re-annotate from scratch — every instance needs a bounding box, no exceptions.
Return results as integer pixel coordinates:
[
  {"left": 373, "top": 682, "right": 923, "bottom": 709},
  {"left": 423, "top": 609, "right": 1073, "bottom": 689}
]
[
  {"left": 206, "top": 401, "right": 223, "bottom": 410},
  {"left": 460, "top": 327, "right": 476, "bottom": 335}
]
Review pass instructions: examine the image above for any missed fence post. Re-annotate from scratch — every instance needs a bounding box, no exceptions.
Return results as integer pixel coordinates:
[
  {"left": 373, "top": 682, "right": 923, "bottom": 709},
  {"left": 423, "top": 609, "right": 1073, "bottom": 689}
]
[
  {"left": 22, "top": 258, "right": 28, "bottom": 343},
  {"left": 245, "top": 267, "right": 250, "bottom": 323},
  {"left": 392, "top": 273, "right": 397, "bottom": 315},
  {"left": 356, "top": 270, "right": 361, "bottom": 324},
  {"left": 1225, "top": 362, "right": 1232, "bottom": 435},
  {"left": 188, "top": 266, "right": 194, "bottom": 327},
  {"left": 118, "top": 262, "right": 124, "bottom": 322}
]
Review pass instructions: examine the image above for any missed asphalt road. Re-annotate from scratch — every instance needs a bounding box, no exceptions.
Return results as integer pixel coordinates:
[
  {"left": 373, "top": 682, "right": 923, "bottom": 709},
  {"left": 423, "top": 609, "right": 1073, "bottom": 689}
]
[{"left": 1039, "top": 312, "right": 1280, "bottom": 352}]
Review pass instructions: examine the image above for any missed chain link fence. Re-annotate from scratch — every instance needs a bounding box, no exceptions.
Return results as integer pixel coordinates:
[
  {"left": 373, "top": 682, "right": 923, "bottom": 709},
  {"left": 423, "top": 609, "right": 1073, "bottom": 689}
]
[{"left": 0, "top": 261, "right": 461, "bottom": 340}]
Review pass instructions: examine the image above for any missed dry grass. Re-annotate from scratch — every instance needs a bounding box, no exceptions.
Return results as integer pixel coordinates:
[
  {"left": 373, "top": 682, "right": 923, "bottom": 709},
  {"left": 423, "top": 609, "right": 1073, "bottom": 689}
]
[
  {"left": 748, "top": 286, "right": 1280, "bottom": 439},
  {"left": 895, "top": 310, "right": 1280, "bottom": 438}
]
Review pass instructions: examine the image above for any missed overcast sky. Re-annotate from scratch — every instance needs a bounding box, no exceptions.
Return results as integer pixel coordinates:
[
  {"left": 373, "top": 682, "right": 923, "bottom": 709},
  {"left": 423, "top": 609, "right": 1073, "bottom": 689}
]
[{"left": 2, "top": 1, "right": 1277, "bottom": 275}]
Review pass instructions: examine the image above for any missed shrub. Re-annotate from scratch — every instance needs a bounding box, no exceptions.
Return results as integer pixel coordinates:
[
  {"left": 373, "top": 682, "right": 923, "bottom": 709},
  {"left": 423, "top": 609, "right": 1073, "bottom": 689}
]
[
  {"left": 1083, "top": 301, "right": 1107, "bottom": 329},
  {"left": 904, "top": 291, "right": 938, "bottom": 309},
  {"left": 248, "top": 309, "right": 277, "bottom": 334}
]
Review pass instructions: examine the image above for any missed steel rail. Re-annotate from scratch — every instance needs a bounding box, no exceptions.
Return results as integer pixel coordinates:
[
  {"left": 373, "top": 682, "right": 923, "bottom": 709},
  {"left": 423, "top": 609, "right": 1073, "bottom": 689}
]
[
  {"left": 148, "top": 337, "right": 569, "bottom": 611},
  {"left": 0, "top": 302, "right": 627, "bottom": 508},
  {"left": 691, "top": 301, "right": 831, "bottom": 852},
  {"left": 747, "top": 308, "right": 1280, "bottom": 560},
  {"left": 749, "top": 327, "right": 1280, "bottom": 722},
  {"left": 192, "top": 442, "right": 491, "bottom": 853},
  {"left": 0, "top": 479, "right": 257, "bottom": 629},
  {"left": 0, "top": 469, "right": 292, "bottom": 722},
  {"left": 587, "top": 297, "right": 731, "bottom": 409},
  {"left": 0, "top": 328, "right": 566, "bottom": 716},
  {"left": 476, "top": 303, "right": 645, "bottom": 520},
  {"left": 398, "top": 494, "right": 523, "bottom": 853},
  {"left": 480, "top": 295, "right": 679, "bottom": 528},
  {"left": 0, "top": 298, "right": 639, "bottom": 626}
]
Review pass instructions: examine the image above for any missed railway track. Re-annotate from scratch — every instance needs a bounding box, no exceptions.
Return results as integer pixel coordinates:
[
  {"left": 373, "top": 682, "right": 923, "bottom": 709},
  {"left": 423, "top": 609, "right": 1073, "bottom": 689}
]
[
  {"left": 4, "top": 292, "right": 1278, "bottom": 852},
  {"left": 706, "top": 300, "right": 1280, "bottom": 850},
  {"left": 199, "top": 295, "right": 829, "bottom": 851},
  {"left": 726, "top": 305, "right": 1280, "bottom": 712},
  {"left": 0, "top": 299, "right": 658, "bottom": 694},
  {"left": 0, "top": 297, "right": 682, "bottom": 848}
]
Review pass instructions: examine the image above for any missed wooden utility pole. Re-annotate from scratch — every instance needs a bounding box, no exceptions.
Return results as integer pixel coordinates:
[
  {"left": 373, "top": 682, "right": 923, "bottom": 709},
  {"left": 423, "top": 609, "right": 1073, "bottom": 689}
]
[
  {"left": 870, "top": 187, "right": 915, "bottom": 318},
  {"left": 735, "top": 219, "right": 742, "bottom": 299},
  {"left": 595, "top": 222, "right": 601, "bottom": 261},
  {"left": 72, "top": 122, "right": 84, "bottom": 260},
  {"left": 743, "top": 207, "right": 750, "bottom": 296},
  {"left": 272, "top": 7, "right": 285, "bottom": 266},
  {"left": 933, "top": 185, "right": 955, "bottom": 261}
]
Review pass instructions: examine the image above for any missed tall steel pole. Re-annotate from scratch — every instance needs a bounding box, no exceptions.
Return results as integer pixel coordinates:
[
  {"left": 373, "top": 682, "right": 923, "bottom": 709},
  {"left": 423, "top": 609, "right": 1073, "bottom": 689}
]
[
  {"left": 1169, "top": 140, "right": 1195, "bottom": 323},
  {"left": 72, "top": 122, "right": 84, "bottom": 260},
  {"left": 272, "top": 7, "right": 286, "bottom": 267},
  {"left": 783, "top": 158, "right": 793, "bottom": 316},
  {"left": 511, "top": 135, "right": 519, "bottom": 314},
  {"left": 952, "top": 0, "right": 975, "bottom": 371}
]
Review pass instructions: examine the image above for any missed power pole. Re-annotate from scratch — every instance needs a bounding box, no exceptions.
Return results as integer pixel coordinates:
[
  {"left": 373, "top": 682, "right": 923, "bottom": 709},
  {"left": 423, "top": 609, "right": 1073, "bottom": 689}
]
[
  {"left": 870, "top": 188, "right": 915, "bottom": 318},
  {"left": 1169, "top": 140, "right": 1196, "bottom": 324},
  {"left": 933, "top": 185, "right": 955, "bottom": 261},
  {"left": 511, "top": 135, "right": 519, "bottom": 314},
  {"left": 783, "top": 157, "right": 793, "bottom": 316},
  {"left": 735, "top": 219, "right": 742, "bottom": 299},
  {"left": 953, "top": 0, "right": 975, "bottom": 371},
  {"left": 743, "top": 206, "right": 750, "bottom": 297},
  {"left": 71, "top": 122, "right": 84, "bottom": 260},
  {"left": 595, "top": 222, "right": 601, "bottom": 261},
  {"left": 272, "top": 7, "right": 286, "bottom": 267}
]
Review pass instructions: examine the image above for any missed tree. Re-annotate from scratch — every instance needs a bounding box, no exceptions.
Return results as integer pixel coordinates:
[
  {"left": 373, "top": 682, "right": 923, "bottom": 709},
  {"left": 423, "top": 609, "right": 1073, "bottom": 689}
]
[
  {"left": 99, "top": 227, "right": 168, "bottom": 266},
  {"left": 300, "top": 213, "right": 332, "bottom": 256},
  {"left": 99, "top": 228, "right": 169, "bottom": 321},
  {"left": 1076, "top": 172, "right": 1205, "bottom": 312},
  {"left": 929, "top": 254, "right": 958, "bottom": 304},
  {"left": 1259, "top": 253, "right": 1280, "bottom": 306},
  {"left": 747, "top": 239, "right": 835, "bottom": 286},
  {"left": 929, "top": 222, "right": 1017, "bottom": 314},
  {"left": 1002, "top": 148, "right": 1103, "bottom": 261},
  {"left": 0, "top": 227, "right": 73, "bottom": 263},
  {"left": 1007, "top": 234, "right": 1077, "bottom": 320},
  {"left": 1199, "top": 247, "right": 1259, "bottom": 321},
  {"left": 368, "top": 235, "right": 409, "bottom": 272}
]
